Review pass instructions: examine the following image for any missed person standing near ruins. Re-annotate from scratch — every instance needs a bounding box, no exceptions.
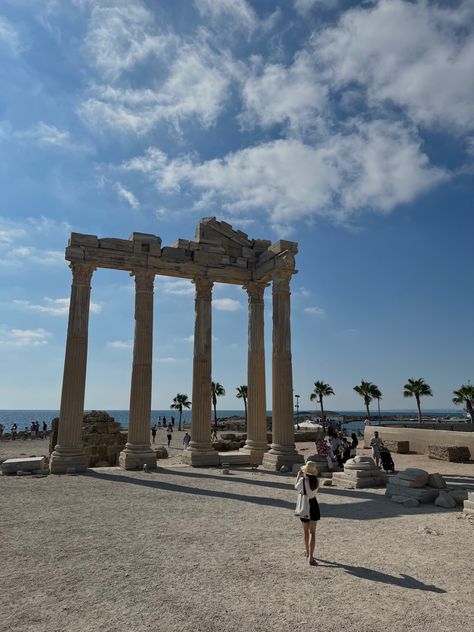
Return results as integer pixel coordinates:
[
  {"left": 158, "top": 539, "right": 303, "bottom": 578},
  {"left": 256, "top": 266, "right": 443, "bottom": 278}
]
[
  {"left": 295, "top": 461, "right": 320, "bottom": 566},
  {"left": 151, "top": 424, "right": 157, "bottom": 444},
  {"left": 183, "top": 432, "right": 191, "bottom": 449},
  {"left": 166, "top": 423, "right": 173, "bottom": 447},
  {"left": 370, "top": 430, "right": 384, "bottom": 467}
]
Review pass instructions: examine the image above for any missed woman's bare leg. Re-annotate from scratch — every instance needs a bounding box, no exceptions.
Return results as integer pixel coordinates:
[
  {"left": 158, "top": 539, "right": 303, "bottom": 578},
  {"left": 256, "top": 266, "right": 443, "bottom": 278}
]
[
  {"left": 308, "top": 522, "right": 317, "bottom": 564},
  {"left": 303, "top": 522, "right": 310, "bottom": 556}
]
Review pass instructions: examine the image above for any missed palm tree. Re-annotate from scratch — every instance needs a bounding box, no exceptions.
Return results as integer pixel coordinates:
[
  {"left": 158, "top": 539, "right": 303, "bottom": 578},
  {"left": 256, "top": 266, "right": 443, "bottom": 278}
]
[
  {"left": 170, "top": 393, "right": 191, "bottom": 431},
  {"left": 309, "top": 381, "right": 334, "bottom": 425},
  {"left": 373, "top": 386, "right": 383, "bottom": 421},
  {"left": 211, "top": 381, "right": 225, "bottom": 429},
  {"left": 403, "top": 378, "right": 433, "bottom": 424},
  {"left": 353, "top": 380, "right": 380, "bottom": 420},
  {"left": 452, "top": 384, "right": 474, "bottom": 422},
  {"left": 236, "top": 385, "right": 248, "bottom": 430}
]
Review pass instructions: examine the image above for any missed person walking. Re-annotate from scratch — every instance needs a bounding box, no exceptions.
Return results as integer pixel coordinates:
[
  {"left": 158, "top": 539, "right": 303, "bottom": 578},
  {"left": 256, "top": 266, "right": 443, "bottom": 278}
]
[
  {"left": 182, "top": 432, "right": 191, "bottom": 449},
  {"left": 166, "top": 423, "right": 173, "bottom": 447},
  {"left": 350, "top": 432, "right": 358, "bottom": 458},
  {"left": 295, "top": 461, "right": 320, "bottom": 566},
  {"left": 151, "top": 424, "right": 157, "bottom": 444},
  {"left": 370, "top": 430, "right": 384, "bottom": 467},
  {"left": 11, "top": 423, "right": 17, "bottom": 440}
]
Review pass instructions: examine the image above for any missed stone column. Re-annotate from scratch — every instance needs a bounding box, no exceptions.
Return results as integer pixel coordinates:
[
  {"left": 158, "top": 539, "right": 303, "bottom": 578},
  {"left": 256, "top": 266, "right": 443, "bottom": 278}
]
[
  {"left": 182, "top": 276, "right": 218, "bottom": 466},
  {"left": 50, "top": 263, "right": 95, "bottom": 474},
  {"left": 119, "top": 270, "right": 157, "bottom": 470},
  {"left": 240, "top": 281, "right": 269, "bottom": 465},
  {"left": 263, "top": 269, "right": 303, "bottom": 471}
]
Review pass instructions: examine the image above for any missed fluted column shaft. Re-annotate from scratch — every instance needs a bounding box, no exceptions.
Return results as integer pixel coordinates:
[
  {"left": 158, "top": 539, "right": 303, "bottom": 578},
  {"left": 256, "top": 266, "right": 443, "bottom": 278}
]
[
  {"left": 183, "top": 277, "right": 218, "bottom": 466},
  {"left": 50, "top": 263, "right": 95, "bottom": 473},
  {"left": 241, "top": 281, "right": 268, "bottom": 463},
  {"left": 119, "top": 270, "right": 156, "bottom": 470},
  {"left": 269, "top": 271, "right": 298, "bottom": 456}
]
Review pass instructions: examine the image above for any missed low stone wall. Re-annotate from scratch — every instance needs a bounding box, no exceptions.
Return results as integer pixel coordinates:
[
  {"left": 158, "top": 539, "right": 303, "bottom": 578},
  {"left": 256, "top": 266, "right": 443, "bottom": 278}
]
[{"left": 364, "top": 425, "right": 474, "bottom": 456}]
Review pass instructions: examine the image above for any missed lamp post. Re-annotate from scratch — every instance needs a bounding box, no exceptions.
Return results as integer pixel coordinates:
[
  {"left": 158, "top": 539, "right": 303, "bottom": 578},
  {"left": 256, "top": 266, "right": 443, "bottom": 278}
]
[{"left": 295, "top": 394, "right": 300, "bottom": 430}]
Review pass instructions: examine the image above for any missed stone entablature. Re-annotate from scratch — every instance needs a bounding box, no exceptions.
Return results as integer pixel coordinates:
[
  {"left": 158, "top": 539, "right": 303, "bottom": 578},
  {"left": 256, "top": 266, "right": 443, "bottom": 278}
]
[
  {"left": 66, "top": 217, "right": 297, "bottom": 285},
  {"left": 49, "top": 217, "right": 303, "bottom": 474}
]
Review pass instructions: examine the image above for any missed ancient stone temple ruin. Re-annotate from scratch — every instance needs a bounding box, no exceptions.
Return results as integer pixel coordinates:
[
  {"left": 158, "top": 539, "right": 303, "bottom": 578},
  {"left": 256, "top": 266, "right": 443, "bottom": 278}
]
[{"left": 50, "top": 217, "right": 303, "bottom": 474}]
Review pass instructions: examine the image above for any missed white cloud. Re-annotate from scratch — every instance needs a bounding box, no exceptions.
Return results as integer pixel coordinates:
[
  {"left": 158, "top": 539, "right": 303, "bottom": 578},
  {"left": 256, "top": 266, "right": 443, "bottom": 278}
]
[
  {"left": 157, "top": 356, "right": 177, "bottom": 363},
  {"left": 124, "top": 119, "right": 447, "bottom": 225},
  {"left": 294, "top": 0, "right": 339, "bottom": 13},
  {"left": 17, "top": 122, "right": 70, "bottom": 146},
  {"left": 158, "top": 278, "right": 194, "bottom": 296},
  {"left": 313, "top": 0, "right": 474, "bottom": 133},
  {"left": 0, "top": 326, "right": 51, "bottom": 347},
  {"left": 107, "top": 339, "right": 133, "bottom": 349},
  {"left": 116, "top": 182, "right": 139, "bottom": 208},
  {"left": 195, "top": 0, "right": 257, "bottom": 32},
  {"left": 297, "top": 287, "right": 311, "bottom": 298},
  {"left": 13, "top": 297, "right": 102, "bottom": 316},
  {"left": 83, "top": 0, "right": 172, "bottom": 80},
  {"left": 213, "top": 298, "right": 242, "bottom": 311},
  {"left": 241, "top": 52, "right": 327, "bottom": 132},
  {"left": 304, "top": 305, "right": 325, "bottom": 316},
  {"left": 0, "top": 16, "right": 22, "bottom": 56}
]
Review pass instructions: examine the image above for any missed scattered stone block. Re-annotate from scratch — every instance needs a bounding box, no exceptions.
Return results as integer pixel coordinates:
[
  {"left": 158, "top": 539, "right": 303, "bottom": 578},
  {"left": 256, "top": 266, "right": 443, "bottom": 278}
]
[
  {"left": 385, "top": 482, "right": 438, "bottom": 503},
  {"left": 435, "top": 491, "right": 457, "bottom": 508},
  {"left": 2, "top": 456, "right": 46, "bottom": 475},
  {"left": 154, "top": 447, "right": 168, "bottom": 460},
  {"left": 333, "top": 456, "right": 387, "bottom": 488},
  {"left": 403, "top": 498, "right": 420, "bottom": 508},
  {"left": 322, "top": 479, "right": 332, "bottom": 486},
  {"left": 448, "top": 489, "right": 468, "bottom": 505},
  {"left": 383, "top": 440, "right": 409, "bottom": 454},
  {"left": 427, "top": 473, "right": 447, "bottom": 489},
  {"left": 428, "top": 445, "right": 471, "bottom": 462},
  {"left": 391, "top": 495, "right": 410, "bottom": 504},
  {"left": 398, "top": 468, "right": 429, "bottom": 486}
]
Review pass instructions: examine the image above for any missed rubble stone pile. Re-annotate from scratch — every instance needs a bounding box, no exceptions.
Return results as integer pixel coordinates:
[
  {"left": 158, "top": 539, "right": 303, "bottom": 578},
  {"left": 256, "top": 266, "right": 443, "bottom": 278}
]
[
  {"left": 386, "top": 468, "right": 470, "bottom": 508},
  {"left": 332, "top": 456, "right": 387, "bottom": 488}
]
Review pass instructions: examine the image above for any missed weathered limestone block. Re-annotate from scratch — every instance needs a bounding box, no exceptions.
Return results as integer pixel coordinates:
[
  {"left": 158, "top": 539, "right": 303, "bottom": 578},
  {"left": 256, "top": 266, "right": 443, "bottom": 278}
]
[
  {"left": 385, "top": 482, "right": 438, "bottom": 503},
  {"left": 99, "top": 238, "right": 133, "bottom": 252},
  {"left": 153, "top": 447, "right": 168, "bottom": 459},
  {"left": 333, "top": 456, "right": 386, "bottom": 488},
  {"left": 391, "top": 495, "right": 410, "bottom": 504},
  {"left": 398, "top": 468, "right": 429, "bottom": 486},
  {"left": 403, "top": 498, "right": 420, "bottom": 508},
  {"left": 2, "top": 457, "right": 47, "bottom": 475},
  {"left": 383, "top": 440, "right": 409, "bottom": 454},
  {"left": 69, "top": 232, "right": 98, "bottom": 248},
  {"left": 434, "top": 491, "right": 457, "bottom": 508},
  {"left": 427, "top": 473, "right": 447, "bottom": 488},
  {"left": 428, "top": 445, "right": 471, "bottom": 462},
  {"left": 448, "top": 489, "right": 468, "bottom": 505},
  {"left": 161, "top": 247, "right": 190, "bottom": 261}
]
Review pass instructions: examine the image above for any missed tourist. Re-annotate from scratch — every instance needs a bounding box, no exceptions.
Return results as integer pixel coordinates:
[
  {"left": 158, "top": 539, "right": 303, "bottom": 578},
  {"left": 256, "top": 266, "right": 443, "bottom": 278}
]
[
  {"left": 0, "top": 423, "right": 4, "bottom": 439},
  {"left": 295, "top": 461, "right": 320, "bottom": 566},
  {"left": 166, "top": 423, "right": 173, "bottom": 447},
  {"left": 34, "top": 421, "right": 39, "bottom": 439},
  {"left": 330, "top": 433, "right": 342, "bottom": 467},
  {"left": 315, "top": 436, "right": 333, "bottom": 471},
  {"left": 341, "top": 436, "right": 351, "bottom": 463},
  {"left": 162, "top": 416, "right": 167, "bottom": 427},
  {"left": 42, "top": 421, "right": 48, "bottom": 436},
  {"left": 370, "top": 430, "right": 384, "bottom": 467},
  {"left": 183, "top": 432, "right": 191, "bottom": 449},
  {"left": 30, "top": 421, "right": 36, "bottom": 439},
  {"left": 350, "top": 432, "right": 358, "bottom": 457},
  {"left": 11, "top": 423, "right": 17, "bottom": 440},
  {"left": 23, "top": 425, "right": 29, "bottom": 440},
  {"left": 211, "top": 426, "right": 218, "bottom": 441},
  {"left": 171, "top": 416, "right": 175, "bottom": 427},
  {"left": 151, "top": 424, "right": 157, "bottom": 444}
]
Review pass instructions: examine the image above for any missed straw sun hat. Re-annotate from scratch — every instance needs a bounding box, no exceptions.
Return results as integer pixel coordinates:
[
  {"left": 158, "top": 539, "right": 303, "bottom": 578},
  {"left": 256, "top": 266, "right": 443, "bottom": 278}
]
[{"left": 300, "top": 461, "right": 319, "bottom": 476}]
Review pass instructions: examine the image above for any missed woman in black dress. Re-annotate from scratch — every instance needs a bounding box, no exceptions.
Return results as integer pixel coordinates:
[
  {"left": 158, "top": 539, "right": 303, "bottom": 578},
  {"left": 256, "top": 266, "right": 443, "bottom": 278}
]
[{"left": 295, "top": 461, "right": 321, "bottom": 566}]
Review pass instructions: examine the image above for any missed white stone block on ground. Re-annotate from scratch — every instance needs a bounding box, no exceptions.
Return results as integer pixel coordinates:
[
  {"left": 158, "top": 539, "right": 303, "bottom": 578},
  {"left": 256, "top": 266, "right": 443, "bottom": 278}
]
[
  {"left": 387, "top": 476, "right": 423, "bottom": 488},
  {"left": 435, "top": 492, "right": 457, "bottom": 508},
  {"left": 332, "top": 473, "right": 386, "bottom": 489},
  {"left": 2, "top": 457, "right": 46, "bottom": 475},
  {"left": 462, "top": 500, "right": 474, "bottom": 511}
]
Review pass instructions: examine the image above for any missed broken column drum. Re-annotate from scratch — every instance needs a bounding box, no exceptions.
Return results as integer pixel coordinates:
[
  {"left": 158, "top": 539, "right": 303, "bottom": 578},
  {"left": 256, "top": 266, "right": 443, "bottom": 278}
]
[{"left": 51, "top": 218, "right": 301, "bottom": 472}]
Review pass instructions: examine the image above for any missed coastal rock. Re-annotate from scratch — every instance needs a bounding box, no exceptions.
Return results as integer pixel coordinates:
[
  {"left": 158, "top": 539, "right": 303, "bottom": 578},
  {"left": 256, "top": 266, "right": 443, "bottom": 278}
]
[
  {"left": 434, "top": 492, "right": 457, "bottom": 508},
  {"left": 427, "top": 473, "right": 447, "bottom": 489}
]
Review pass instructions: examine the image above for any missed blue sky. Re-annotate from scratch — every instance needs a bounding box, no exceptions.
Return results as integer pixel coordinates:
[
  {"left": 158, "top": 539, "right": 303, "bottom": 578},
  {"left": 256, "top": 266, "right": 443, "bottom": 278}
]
[{"left": 0, "top": 0, "right": 472, "bottom": 412}]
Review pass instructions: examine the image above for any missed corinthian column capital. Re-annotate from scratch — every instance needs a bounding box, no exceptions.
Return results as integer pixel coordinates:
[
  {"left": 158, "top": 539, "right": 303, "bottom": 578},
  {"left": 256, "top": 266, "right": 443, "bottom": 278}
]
[
  {"left": 193, "top": 276, "right": 213, "bottom": 300},
  {"left": 131, "top": 269, "right": 155, "bottom": 292},
  {"left": 70, "top": 262, "right": 96, "bottom": 286},
  {"left": 243, "top": 280, "right": 268, "bottom": 303}
]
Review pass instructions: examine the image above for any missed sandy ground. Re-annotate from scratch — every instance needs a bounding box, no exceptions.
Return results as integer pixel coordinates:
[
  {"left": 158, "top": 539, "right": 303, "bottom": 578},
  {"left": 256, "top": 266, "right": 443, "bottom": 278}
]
[{"left": 1, "top": 431, "right": 473, "bottom": 632}]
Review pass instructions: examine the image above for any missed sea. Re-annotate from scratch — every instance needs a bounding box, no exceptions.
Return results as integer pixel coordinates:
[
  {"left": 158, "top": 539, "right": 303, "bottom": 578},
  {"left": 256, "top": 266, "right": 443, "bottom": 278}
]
[{"left": 0, "top": 409, "right": 467, "bottom": 435}]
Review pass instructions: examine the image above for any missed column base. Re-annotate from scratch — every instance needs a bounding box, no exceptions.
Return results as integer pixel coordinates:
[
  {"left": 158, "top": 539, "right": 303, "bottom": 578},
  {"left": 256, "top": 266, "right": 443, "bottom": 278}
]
[
  {"left": 182, "top": 448, "right": 219, "bottom": 467},
  {"left": 239, "top": 442, "right": 268, "bottom": 465},
  {"left": 262, "top": 451, "right": 304, "bottom": 471},
  {"left": 119, "top": 444, "right": 157, "bottom": 470},
  {"left": 50, "top": 446, "right": 87, "bottom": 474}
]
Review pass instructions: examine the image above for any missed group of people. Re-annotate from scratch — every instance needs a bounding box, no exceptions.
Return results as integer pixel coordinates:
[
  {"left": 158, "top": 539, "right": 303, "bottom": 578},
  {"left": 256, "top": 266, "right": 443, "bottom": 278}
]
[
  {"left": 150, "top": 422, "right": 192, "bottom": 449},
  {"left": 0, "top": 420, "right": 48, "bottom": 440},
  {"left": 315, "top": 430, "right": 359, "bottom": 470}
]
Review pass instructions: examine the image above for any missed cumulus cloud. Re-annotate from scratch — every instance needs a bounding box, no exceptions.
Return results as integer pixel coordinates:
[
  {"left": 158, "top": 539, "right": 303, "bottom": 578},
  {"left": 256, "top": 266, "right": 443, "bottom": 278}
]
[
  {"left": 213, "top": 298, "right": 242, "bottom": 311},
  {"left": 123, "top": 119, "right": 447, "bottom": 224},
  {"left": 0, "top": 326, "right": 51, "bottom": 347},
  {"left": 107, "top": 339, "right": 133, "bottom": 349},
  {"left": 313, "top": 0, "right": 474, "bottom": 133},
  {"left": 13, "top": 297, "right": 102, "bottom": 316},
  {"left": 195, "top": 0, "right": 257, "bottom": 32},
  {"left": 158, "top": 278, "right": 194, "bottom": 296},
  {"left": 116, "top": 182, "right": 139, "bottom": 208}
]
